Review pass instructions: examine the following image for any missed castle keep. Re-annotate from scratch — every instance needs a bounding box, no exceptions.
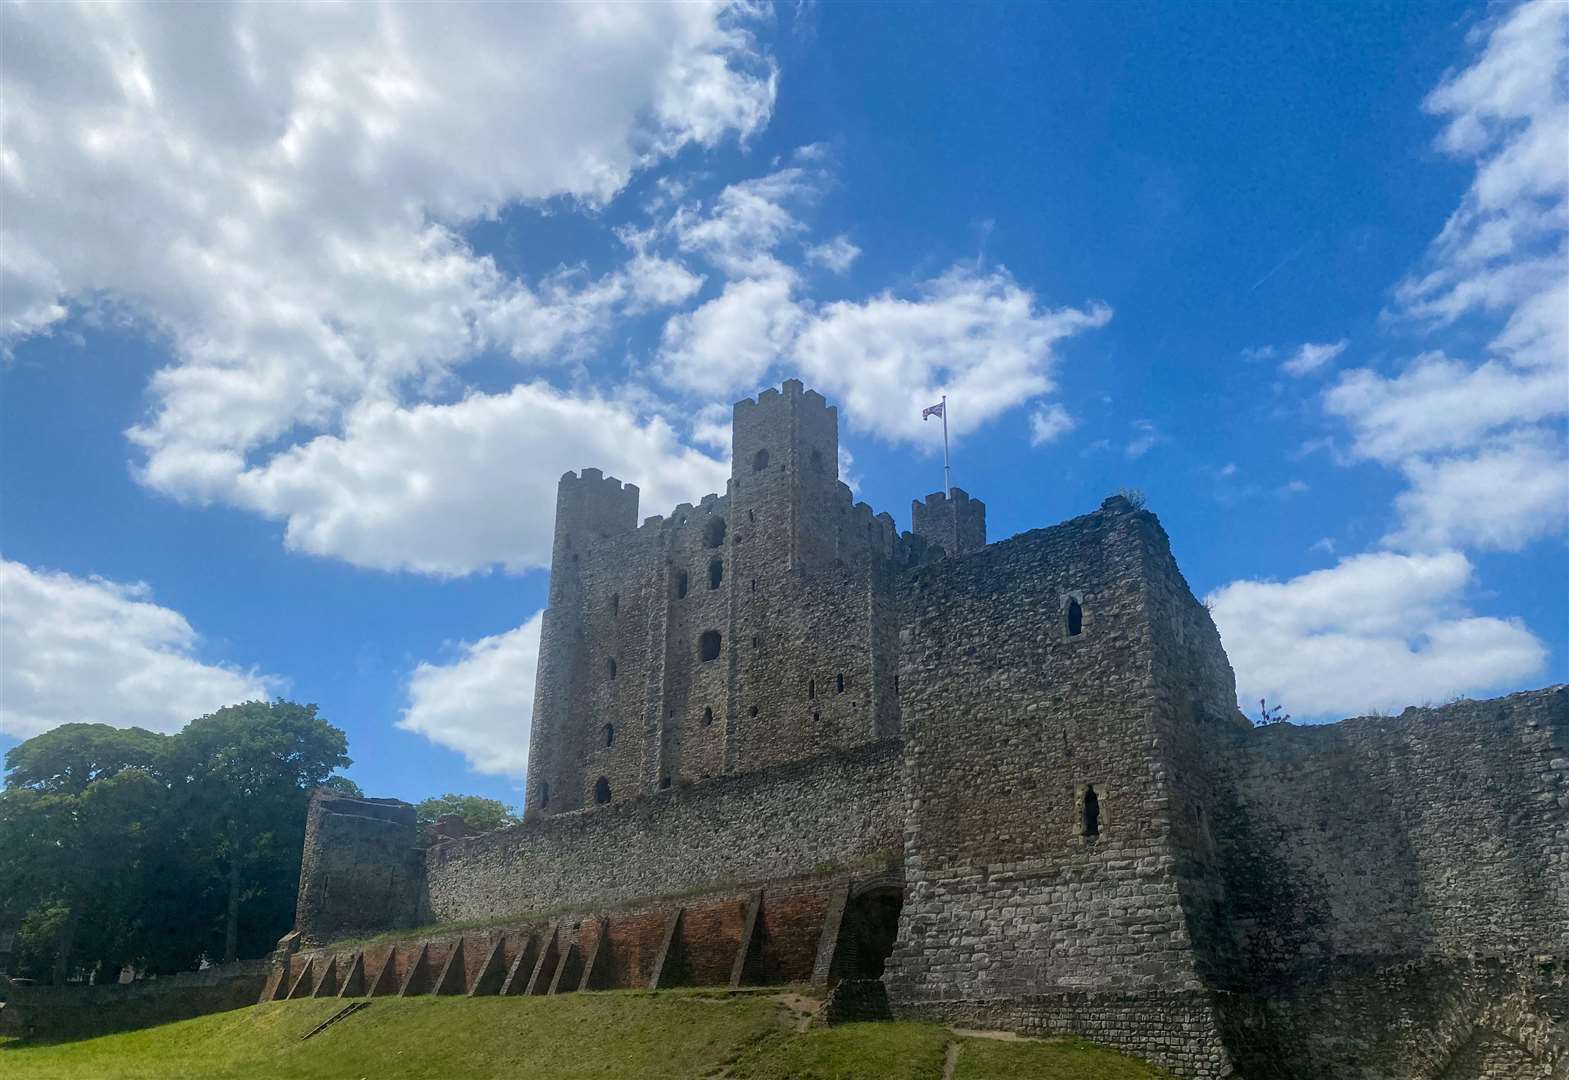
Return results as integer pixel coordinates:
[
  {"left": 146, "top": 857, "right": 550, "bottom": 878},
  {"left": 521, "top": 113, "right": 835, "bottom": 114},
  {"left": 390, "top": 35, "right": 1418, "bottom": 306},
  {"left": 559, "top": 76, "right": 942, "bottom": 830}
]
[{"left": 276, "top": 380, "right": 1567, "bottom": 1079}]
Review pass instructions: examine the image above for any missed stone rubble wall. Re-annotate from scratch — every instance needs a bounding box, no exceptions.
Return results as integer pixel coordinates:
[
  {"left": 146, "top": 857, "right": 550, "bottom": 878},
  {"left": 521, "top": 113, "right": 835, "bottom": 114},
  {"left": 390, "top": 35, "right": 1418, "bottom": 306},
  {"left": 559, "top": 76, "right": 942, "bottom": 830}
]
[{"left": 423, "top": 740, "right": 903, "bottom": 924}]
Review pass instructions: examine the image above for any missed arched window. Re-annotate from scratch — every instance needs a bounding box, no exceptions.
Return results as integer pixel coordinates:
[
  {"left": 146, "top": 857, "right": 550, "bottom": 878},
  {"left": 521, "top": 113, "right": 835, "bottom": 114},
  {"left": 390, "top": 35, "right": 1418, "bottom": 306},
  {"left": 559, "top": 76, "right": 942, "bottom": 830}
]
[
  {"left": 1083, "top": 785, "right": 1100, "bottom": 838},
  {"left": 607, "top": 657, "right": 617, "bottom": 679},
  {"left": 704, "top": 517, "right": 727, "bottom": 548},
  {"left": 702, "top": 707, "right": 713, "bottom": 727},
  {"left": 749, "top": 705, "right": 758, "bottom": 717},
  {"left": 603, "top": 724, "right": 615, "bottom": 748},
  {"left": 836, "top": 673, "right": 845, "bottom": 694},
  {"left": 1067, "top": 597, "right": 1084, "bottom": 637},
  {"left": 699, "top": 630, "right": 721, "bottom": 662},
  {"left": 594, "top": 776, "right": 612, "bottom": 805},
  {"left": 659, "top": 776, "right": 672, "bottom": 790},
  {"left": 709, "top": 559, "right": 723, "bottom": 589},
  {"left": 676, "top": 571, "right": 689, "bottom": 599},
  {"left": 753, "top": 449, "right": 769, "bottom": 473}
]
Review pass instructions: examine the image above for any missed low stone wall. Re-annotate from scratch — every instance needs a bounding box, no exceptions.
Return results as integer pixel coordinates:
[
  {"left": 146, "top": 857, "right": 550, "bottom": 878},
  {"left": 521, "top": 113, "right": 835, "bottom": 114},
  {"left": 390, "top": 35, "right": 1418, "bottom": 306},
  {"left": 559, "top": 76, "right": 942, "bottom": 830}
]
[
  {"left": 421, "top": 740, "right": 903, "bottom": 924},
  {"left": 893, "top": 990, "right": 1233, "bottom": 1079},
  {"left": 1, "top": 962, "right": 269, "bottom": 1040}
]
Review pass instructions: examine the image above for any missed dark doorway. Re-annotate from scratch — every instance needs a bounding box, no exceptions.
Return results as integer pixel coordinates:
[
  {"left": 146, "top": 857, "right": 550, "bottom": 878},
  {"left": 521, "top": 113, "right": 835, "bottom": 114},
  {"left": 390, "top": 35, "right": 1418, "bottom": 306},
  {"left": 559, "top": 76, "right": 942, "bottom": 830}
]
[
  {"left": 831, "top": 885, "right": 904, "bottom": 980},
  {"left": 1083, "top": 785, "right": 1100, "bottom": 837}
]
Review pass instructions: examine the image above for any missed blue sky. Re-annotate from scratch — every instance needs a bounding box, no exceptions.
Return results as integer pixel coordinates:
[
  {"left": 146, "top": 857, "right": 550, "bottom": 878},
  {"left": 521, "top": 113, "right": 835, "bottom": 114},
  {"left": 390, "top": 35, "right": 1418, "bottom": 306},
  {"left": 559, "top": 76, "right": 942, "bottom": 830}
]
[{"left": 3, "top": 0, "right": 1564, "bottom": 809}]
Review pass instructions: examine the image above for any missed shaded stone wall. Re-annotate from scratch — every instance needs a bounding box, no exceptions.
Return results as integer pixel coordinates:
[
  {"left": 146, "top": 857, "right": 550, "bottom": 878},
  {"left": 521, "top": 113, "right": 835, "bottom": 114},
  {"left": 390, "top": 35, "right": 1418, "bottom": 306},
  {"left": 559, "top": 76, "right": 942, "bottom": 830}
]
[
  {"left": 294, "top": 793, "right": 422, "bottom": 944},
  {"left": 1, "top": 961, "right": 268, "bottom": 1039},
  {"left": 424, "top": 740, "right": 902, "bottom": 924},
  {"left": 884, "top": 499, "right": 1240, "bottom": 1078}
]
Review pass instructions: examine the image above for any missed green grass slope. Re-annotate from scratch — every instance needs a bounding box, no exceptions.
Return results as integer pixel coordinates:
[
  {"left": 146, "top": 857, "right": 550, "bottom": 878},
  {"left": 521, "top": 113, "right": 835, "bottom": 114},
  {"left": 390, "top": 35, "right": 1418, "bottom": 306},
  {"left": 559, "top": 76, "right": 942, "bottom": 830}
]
[{"left": 0, "top": 991, "right": 1167, "bottom": 1080}]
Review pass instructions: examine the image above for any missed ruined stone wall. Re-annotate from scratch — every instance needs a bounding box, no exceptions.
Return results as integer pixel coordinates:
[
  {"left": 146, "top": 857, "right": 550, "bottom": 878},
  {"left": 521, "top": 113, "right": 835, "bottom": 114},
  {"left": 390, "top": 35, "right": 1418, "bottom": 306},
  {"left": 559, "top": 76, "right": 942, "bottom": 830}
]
[
  {"left": 424, "top": 740, "right": 902, "bottom": 924},
  {"left": 884, "top": 499, "right": 1238, "bottom": 1078},
  {"left": 294, "top": 793, "right": 422, "bottom": 944},
  {"left": 1206, "top": 687, "right": 1569, "bottom": 1076}
]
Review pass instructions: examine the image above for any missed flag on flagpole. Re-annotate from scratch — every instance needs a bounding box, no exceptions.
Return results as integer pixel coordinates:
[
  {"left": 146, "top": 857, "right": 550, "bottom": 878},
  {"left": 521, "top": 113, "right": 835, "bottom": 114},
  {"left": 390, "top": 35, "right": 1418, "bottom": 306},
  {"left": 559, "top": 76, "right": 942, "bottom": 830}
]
[{"left": 922, "top": 401, "right": 944, "bottom": 420}]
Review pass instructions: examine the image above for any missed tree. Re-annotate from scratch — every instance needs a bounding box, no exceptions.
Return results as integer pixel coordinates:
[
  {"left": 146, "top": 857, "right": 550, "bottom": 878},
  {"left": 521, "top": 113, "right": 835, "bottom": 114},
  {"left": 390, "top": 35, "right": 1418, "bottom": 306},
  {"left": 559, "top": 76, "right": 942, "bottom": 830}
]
[
  {"left": 414, "top": 794, "right": 520, "bottom": 846},
  {"left": 1, "top": 726, "right": 171, "bottom": 983},
  {"left": 169, "top": 701, "right": 350, "bottom": 964}
]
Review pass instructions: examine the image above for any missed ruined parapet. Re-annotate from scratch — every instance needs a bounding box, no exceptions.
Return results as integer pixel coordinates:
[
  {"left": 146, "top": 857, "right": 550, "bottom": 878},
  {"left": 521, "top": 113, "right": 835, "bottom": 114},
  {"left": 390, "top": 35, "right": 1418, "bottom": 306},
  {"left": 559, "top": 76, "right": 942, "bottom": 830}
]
[
  {"left": 910, "top": 487, "right": 986, "bottom": 557},
  {"left": 294, "top": 791, "right": 421, "bottom": 945}
]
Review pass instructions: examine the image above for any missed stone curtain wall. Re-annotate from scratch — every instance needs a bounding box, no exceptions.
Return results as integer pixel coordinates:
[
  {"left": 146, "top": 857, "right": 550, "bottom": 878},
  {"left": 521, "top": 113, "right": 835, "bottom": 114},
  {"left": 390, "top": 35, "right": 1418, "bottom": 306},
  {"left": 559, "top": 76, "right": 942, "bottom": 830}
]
[
  {"left": 1210, "top": 687, "right": 1569, "bottom": 1076},
  {"left": 294, "top": 794, "right": 423, "bottom": 944},
  {"left": 424, "top": 741, "right": 902, "bottom": 924},
  {"left": 2, "top": 961, "right": 268, "bottom": 1039},
  {"left": 884, "top": 500, "right": 1236, "bottom": 1078}
]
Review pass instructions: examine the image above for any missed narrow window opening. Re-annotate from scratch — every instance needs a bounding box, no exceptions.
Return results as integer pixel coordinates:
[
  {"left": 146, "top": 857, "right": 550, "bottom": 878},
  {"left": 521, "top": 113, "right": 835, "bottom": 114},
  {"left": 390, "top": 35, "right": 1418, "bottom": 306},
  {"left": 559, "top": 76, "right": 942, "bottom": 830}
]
[
  {"left": 750, "top": 578, "right": 757, "bottom": 593},
  {"left": 748, "top": 509, "right": 755, "bottom": 523},
  {"left": 676, "top": 571, "right": 689, "bottom": 599},
  {"left": 607, "top": 657, "right": 617, "bottom": 679},
  {"left": 610, "top": 593, "right": 620, "bottom": 616},
  {"left": 1067, "top": 597, "right": 1084, "bottom": 637},
  {"left": 659, "top": 776, "right": 672, "bottom": 790},
  {"left": 894, "top": 675, "right": 900, "bottom": 695},
  {"left": 699, "top": 630, "right": 721, "bottom": 662},
  {"left": 752, "top": 449, "right": 769, "bottom": 473},
  {"left": 594, "top": 777, "right": 612, "bottom": 804},
  {"left": 538, "top": 781, "right": 550, "bottom": 807},
  {"left": 603, "top": 723, "right": 615, "bottom": 748},
  {"left": 808, "top": 678, "right": 816, "bottom": 700},
  {"left": 1083, "top": 785, "right": 1101, "bottom": 838},
  {"left": 702, "top": 707, "right": 713, "bottom": 727},
  {"left": 749, "top": 705, "right": 758, "bottom": 717},
  {"left": 810, "top": 448, "right": 824, "bottom": 473},
  {"left": 836, "top": 673, "right": 845, "bottom": 694},
  {"left": 703, "top": 517, "right": 727, "bottom": 549},
  {"left": 709, "top": 559, "right": 724, "bottom": 589},
  {"left": 752, "top": 635, "right": 760, "bottom": 649}
]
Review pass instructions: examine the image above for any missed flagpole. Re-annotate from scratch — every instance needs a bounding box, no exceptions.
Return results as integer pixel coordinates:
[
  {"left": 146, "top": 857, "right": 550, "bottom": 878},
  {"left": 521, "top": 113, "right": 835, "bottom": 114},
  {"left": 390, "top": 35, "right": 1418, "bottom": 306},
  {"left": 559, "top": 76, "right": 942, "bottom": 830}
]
[{"left": 940, "top": 394, "right": 952, "bottom": 497}]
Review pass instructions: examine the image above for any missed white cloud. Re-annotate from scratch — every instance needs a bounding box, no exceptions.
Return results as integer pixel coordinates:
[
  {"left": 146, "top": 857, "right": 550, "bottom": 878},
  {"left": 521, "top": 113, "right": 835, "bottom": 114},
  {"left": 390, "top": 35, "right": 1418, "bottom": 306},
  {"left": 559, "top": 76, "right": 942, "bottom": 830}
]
[
  {"left": 1207, "top": 551, "right": 1547, "bottom": 720},
  {"left": 805, "top": 235, "right": 861, "bottom": 274},
  {"left": 793, "top": 266, "right": 1111, "bottom": 446},
  {"left": 2, "top": 0, "right": 774, "bottom": 503},
  {"left": 1281, "top": 339, "right": 1348, "bottom": 377},
  {"left": 1319, "top": 1, "right": 1568, "bottom": 553},
  {"left": 656, "top": 272, "right": 804, "bottom": 398},
  {"left": 0, "top": 559, "right": 277, "bottom": 739},
  {"left": 400, "top": 613, "right": 541, "bottom": 779},
  {"left": 232, "top": 384, "right": 730, "bottom": 576},
  {"left": 672, "top": 167, "right": 816, "bottom": 277},
  {"left": 1385, "top": 430, "right": 1569, "bottom": 552},
  {"left": 1029, "top": 403, "right": 1078, "bottom": 446}
]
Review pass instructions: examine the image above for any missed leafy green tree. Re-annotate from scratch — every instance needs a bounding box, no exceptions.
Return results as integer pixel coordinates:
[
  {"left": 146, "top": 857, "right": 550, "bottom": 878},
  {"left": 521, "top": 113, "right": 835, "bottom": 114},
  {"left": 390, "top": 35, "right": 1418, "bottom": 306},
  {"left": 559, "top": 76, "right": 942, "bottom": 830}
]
[
  {"left": 169, "top": 701, "right": 350, "bottom": 964},
  {"left": 414, "top": 793, "right": 520, "bottom": 845}
]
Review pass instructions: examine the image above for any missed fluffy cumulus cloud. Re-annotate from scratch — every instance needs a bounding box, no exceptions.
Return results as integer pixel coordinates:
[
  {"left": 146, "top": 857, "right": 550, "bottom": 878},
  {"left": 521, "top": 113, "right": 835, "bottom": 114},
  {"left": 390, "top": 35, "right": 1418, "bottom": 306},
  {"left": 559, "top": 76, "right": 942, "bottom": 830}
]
[
  {"left": 794, "top": 269, "right": 1111, "bottom": 445},
  {"left": 656, "top": 273, "right": 805, "bottom": 398},
  {"left": 400, "top": 613, "right": 541, "bottom": 779},
  {"left": 234, "top": 384, "right": 730, "bottom": 575},
  {"left": 0, "top": 559, "right": 276, "bottom": 739},
  {"left": 1, "top": 0, "right": 774, "bottom": 501},
  {"left": 1207, "top": 551, "right": 1547, "bottom": 720},
  {"left": 1323, "top": 0, "right": 1568, "bottom": 552}
]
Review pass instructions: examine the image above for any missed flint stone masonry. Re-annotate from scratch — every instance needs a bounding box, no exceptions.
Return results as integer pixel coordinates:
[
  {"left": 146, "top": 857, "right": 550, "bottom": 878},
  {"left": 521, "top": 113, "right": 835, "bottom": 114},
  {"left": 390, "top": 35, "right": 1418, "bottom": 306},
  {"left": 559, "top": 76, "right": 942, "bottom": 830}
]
[{"left": 284, "top": 380, "right": 1567, "bottom": 1079}]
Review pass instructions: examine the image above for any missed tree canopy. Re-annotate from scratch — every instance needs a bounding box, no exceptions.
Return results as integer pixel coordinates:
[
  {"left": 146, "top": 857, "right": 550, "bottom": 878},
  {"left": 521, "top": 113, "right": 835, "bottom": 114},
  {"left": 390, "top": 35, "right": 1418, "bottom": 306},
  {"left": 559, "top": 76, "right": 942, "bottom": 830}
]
[
  {"left": 413, "top": 793, "right": 520, "bottom": 845},
  {"left": 0, "top": 701, "right": 351, "bottom": 982}
]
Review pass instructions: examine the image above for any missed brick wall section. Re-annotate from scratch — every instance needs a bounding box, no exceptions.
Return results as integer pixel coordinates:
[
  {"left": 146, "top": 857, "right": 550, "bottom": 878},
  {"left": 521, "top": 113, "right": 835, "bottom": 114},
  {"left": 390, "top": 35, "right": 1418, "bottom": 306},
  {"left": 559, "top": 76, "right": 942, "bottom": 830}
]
[
  {"left": 294, "top": 794, "right": 422, "bottom": 943},
  {"left": 424, "top": 741, "right": 902, "bottom": 924}
]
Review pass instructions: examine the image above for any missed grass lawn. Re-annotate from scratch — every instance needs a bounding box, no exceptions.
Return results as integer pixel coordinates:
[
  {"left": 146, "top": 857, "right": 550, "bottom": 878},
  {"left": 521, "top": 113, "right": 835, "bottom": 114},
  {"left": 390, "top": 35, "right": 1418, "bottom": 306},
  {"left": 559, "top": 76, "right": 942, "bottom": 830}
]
[{"left": 0, "top": 993, "right": 1168, "bottom": 1079}]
